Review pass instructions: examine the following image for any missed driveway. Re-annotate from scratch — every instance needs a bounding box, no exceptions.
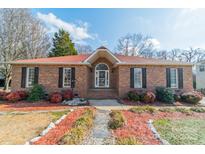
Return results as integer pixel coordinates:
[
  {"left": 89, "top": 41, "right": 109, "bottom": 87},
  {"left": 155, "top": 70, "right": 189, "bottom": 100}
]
[{"left": 88, "top": 99, "right": 133, "bottom": 110}]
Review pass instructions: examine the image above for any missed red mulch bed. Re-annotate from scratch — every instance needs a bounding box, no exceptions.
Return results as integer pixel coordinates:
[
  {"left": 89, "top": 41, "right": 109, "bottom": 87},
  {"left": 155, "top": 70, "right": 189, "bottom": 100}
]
[
  {"left": 113, "top": 110, "right": 205, "bottom": 145},
  {"left": 33, "top": 108, "right": 88, "bottom": 145},
  {"left": 0, "top": 101, "right": 71, "bottom": 111}
]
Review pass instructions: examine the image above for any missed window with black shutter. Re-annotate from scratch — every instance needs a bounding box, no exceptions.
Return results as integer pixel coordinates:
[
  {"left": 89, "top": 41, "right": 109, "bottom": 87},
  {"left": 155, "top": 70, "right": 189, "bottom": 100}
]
[{"left": 21, "top": 67, "right": 27, "bottom": 88}]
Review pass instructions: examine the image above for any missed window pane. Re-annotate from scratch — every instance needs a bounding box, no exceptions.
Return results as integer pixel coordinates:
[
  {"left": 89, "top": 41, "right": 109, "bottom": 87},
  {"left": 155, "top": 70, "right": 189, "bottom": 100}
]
[
  {"left": 170, "top": 68, "right": 177, "bottom": 88},
  {"left": 199, "top": 65, "right": 205, "bottom": 72},
  {"left": 27, "top": 68, "right": 35, "bottom": 87},
  {"left": 64, "top": 68, "right": 71, "bottom": 87},
  {"left": 96, "top": 64, "right": 108, "bottom": 70},
  {"left": 134, "top": 68, "right": 142, "bottom": 88}
]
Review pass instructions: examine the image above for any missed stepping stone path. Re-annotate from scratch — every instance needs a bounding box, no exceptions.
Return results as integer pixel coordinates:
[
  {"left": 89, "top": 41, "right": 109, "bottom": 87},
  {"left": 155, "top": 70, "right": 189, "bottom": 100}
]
[{"left": 82, "top": 109, "right": 115, "bottom": 145}]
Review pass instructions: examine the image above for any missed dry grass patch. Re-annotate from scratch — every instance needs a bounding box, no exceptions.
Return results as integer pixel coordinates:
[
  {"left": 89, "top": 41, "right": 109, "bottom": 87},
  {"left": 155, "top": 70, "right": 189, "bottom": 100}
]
[{"left": 0, "top": 111, "right": 68, "bottom": 145}]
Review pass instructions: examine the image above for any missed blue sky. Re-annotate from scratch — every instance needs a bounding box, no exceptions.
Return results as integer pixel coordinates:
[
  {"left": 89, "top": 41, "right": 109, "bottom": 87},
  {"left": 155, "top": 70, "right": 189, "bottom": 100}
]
[{"left": 32, "top": 8, "right": 205, "bottom": 51}]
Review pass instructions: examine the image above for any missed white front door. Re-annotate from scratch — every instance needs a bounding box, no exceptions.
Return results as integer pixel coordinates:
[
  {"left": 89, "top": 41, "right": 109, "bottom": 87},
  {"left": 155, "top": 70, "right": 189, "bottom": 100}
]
[{"left": 95, "top": 70, "right": 109, "bottom": 88}]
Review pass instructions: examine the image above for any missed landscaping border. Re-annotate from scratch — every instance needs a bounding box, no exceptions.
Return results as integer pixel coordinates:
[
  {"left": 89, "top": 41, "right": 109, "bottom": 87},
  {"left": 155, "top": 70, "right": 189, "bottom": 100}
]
[
  {"left": 25, "top": 109, "right": 74, "bottom": 145},
  {"left": 147, "top": 119, "right": 170, "bottom": 145}
]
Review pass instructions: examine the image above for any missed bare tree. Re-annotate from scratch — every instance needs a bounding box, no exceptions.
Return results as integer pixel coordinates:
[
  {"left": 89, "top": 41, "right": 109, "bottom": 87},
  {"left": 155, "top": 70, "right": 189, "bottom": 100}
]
[
  {"left": 116, "top": 33, "right": 156, "bottom": 56},
  {"left": 0, "top": 9, "right": 51, "bottom": 90},
  {"left": 75, "top": 44, "right": 93, "bottom": 54},
  {"left": 168, "top": 48, "right": 183, "bottom": 61},
  {"left": 154, "top": 50, "right": 169, "bottom": 60}
]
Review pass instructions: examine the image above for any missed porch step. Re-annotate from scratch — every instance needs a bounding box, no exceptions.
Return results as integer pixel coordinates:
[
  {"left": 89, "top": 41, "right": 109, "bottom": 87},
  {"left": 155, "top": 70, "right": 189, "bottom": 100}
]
[{"left": 87, "top": 89, "right": 118, "bottom": 99}]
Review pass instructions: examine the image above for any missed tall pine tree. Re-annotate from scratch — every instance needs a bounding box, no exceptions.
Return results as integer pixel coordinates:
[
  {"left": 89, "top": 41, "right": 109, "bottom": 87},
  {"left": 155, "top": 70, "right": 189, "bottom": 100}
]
[{"left": 49, "top": 29, "right": 77, "bottom": 57}]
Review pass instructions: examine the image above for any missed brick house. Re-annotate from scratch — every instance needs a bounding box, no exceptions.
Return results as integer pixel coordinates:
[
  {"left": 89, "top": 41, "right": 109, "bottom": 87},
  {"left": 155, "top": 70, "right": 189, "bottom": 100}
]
[{"left": 10, "top": 46, "right": 193, "bottom": 98}]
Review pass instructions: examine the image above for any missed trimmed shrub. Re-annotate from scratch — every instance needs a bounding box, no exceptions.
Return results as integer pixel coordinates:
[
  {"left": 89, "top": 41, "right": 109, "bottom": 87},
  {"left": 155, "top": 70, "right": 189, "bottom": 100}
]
[
  {"left": 5, "top": 92, "right": 21, "bottom": 102},
  {"left": 155, "top": 87, "right": 174, "bottom": 103},
  {"left": 17, "top": 90, "right": 28, "bottom": 100},
  {"left": 27, "top": 84, "right": 45, "bottom": 102},
  {"left": 108, "top": 110, "right": 125, "bottom": 129},
  {"left": 141, "top": 91, "right": 156, "bottom": 103},
  {"left": 0, "top": 91, "right": 10, "bottom": 100},
  {"left": 174, "top": 94, "right": 181, "bottom": 102},
  {"left": 50, "top": 92, "right": 63, "bottom": 103},
  {"left": 127, "top": 91, "right": 140, "bottom": 101},
  {"left": 62, "top": 89, "right": 73, "bottom": 100},
  {"left": 181, "top": 91, "right": 203, "bottom": 104},
  {"left": 116, "top": 136, "right": 141, "bottom": 145},
  {"left": 129, "top": 105, "right": 156, "bottom": 114}
]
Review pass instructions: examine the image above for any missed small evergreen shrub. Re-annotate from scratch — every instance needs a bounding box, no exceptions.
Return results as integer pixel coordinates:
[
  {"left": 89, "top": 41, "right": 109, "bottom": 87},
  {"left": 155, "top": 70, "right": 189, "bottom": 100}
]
[
  {"left": 127, "top": 91, "right": 140, "bottom": 101},
  {"left": 62, "top": 89, "right": 73, "bottom": 100},
  {"left": 141, "top": 91, "right": 156, "bottom": 103},
  {"left": 181, "top": 91, "right": 203, "bottom": 104},
  {"left": 155, "top": 87, "right": 174, "bottom": 103},
  {"left": 27, "top": 84, "right": 45, "bottom": 102},
  {"left": 108, "top": 111, "right": 125, "bottom": 129},
  {"left": 50, "top": 92, "right": 63, "bottom": 103}
]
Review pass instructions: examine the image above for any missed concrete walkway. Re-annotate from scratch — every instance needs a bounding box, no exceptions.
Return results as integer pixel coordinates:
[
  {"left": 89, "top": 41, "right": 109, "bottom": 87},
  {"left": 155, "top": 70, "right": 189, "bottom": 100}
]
[
  {"left": 82, "top": 109, "right": 115, "bottom": 145},
  {"left": 89, "top": 99, "right": 132, "bottom": 110}
]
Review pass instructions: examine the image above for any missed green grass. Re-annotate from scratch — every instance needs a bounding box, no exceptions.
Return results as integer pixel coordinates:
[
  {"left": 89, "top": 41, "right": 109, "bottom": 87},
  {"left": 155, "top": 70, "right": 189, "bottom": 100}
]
[
  {"left": 129, "top": 106, "right": 157, "bottom": 114},
  {"left": 50, "top": 110, "right": 69, "bottom": 122},
  {"left": 154, "top": 118, "right": 205, "bottom": 144}
]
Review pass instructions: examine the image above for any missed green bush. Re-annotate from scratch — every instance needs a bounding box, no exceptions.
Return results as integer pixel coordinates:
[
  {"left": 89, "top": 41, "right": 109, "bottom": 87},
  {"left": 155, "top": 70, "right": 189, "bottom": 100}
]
[
  {"left": 129, "top": 105, "right": 156, "bottom": 114},
  {"left": 27, "top": 84, "right": 45, "bottom": 102},
  {"left": 155, "top": 87, "right": 174, "bottom": 103},
  {"left": 181, "top": 91, "right": 203, "bottom": 104},
  {"left": 108, "top": 111, "right": 125, "bottom": 129},
  {"left": 116, "top": 136, "right": 140, "bottom": 145},
  {"left": 127, "top": 91, "right": 140, "bottom": 101},
  {"left": 190, "top": 107, "right": 205, "bottom": 113}
]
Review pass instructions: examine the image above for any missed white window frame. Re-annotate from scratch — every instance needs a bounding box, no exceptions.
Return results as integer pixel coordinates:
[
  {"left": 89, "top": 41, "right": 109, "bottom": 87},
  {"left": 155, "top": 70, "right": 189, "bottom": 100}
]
[
  {"left": 63, "top": 68, "right": 71, "bottom": 88},
  {"left": 170, "top": 68, "right": 178, "bottom": 88},
  {"left": 95, "top": 63, "right": 109, "bottom": 88},
  {"left": 26, "top": 67, "right": 35, "bottom": 88},
  {"left": 134, "top": 68, "right": 142, "bottom": 88}
]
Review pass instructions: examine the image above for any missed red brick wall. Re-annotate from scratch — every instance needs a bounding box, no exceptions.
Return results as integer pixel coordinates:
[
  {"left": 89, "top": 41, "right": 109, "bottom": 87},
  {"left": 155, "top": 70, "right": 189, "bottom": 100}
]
[
  {"left": 11, "top": 64, "right": 193, "bottom": 98},
  {"left": 11, "top": 64, "right": 89, "bottom": 98},
  {"left": 118, "top": 65, "right": 193, "bottom": 98}
]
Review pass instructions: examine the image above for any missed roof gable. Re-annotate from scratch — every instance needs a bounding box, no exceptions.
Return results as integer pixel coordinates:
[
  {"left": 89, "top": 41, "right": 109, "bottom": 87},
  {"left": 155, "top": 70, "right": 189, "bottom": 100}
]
[{"left": 83, "top": 46, "right": 121, "bottom": 64}]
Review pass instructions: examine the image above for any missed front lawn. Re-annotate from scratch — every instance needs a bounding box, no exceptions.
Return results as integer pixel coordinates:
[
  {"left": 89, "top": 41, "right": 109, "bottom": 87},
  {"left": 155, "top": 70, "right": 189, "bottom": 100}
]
[
  {"left": 0, "top": 111, "right": 69, "bottom": 144},
  {"left": 154, "top": 118, "right": 205, "bottom": 144}
]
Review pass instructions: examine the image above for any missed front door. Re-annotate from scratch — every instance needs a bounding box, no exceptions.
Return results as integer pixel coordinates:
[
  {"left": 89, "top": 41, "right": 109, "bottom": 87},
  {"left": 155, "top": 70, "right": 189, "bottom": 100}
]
[{"left": 95, "top": 70, "right": 109, "bottom": 88}]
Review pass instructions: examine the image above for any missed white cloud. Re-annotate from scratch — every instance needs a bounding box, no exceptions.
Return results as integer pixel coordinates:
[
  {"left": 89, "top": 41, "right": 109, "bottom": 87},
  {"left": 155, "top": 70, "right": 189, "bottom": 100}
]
[
  {"left": 147, "top": 38, "right": 161, "bottom": 49},
  {"left": 37, "top": 12, "right": 93, "bottom": 42}
]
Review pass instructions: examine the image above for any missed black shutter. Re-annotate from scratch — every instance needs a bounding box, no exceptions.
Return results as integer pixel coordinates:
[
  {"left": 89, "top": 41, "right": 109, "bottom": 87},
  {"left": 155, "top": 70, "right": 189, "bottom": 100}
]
[
  {"left": 21, "top": 67, "right": 27, "bottom": 88},
  {"left": 142, "top": 68, "right": 147, "bottom": 88},
  {"left": 130, "top": 68, "right": 134, "bottom": 88},
  {"left": 34, "top": 67, "right": 39, "bottom": 84},
  {"left": 58, "top": 67, "right": 63, "bottom": 88},
  {"left": 166, "top": 68, "right": 171, "bottom": 88},
  {"left": 71, "top": 67, "right": 75, "bottom": 88},
  {"left": 178, "top": 68, "right": 183, "bottom": 89}
]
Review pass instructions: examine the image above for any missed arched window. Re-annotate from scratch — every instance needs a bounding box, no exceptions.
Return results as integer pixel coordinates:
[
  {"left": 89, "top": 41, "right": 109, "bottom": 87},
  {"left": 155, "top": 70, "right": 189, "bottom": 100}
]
[{"left": 95, "top": 63, "right": 108, "bottom": 70}]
